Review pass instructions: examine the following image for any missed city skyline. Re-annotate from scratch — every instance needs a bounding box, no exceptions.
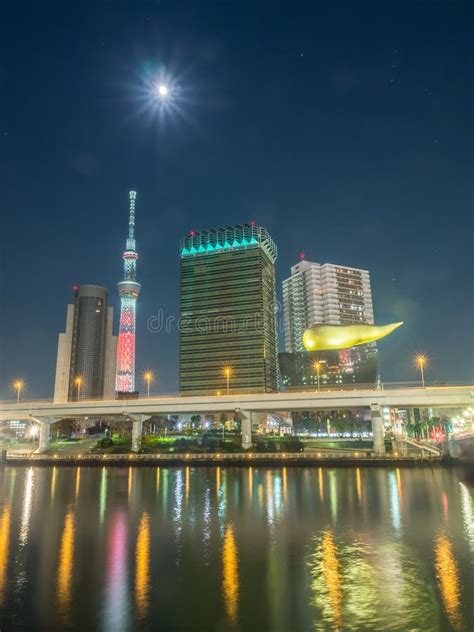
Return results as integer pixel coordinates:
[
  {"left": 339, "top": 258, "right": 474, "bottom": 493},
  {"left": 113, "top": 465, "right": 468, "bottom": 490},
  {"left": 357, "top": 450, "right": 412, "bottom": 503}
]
[{"left": 1, "top": 2, "right": 472, "bottom": 398}]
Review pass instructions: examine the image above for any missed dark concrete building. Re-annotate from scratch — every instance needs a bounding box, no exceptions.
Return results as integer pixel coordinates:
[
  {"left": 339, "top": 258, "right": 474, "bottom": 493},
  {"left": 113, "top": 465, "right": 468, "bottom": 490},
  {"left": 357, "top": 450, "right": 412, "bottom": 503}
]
[{"left": 54, "top": 285, "right": 117, "bottom": 402}]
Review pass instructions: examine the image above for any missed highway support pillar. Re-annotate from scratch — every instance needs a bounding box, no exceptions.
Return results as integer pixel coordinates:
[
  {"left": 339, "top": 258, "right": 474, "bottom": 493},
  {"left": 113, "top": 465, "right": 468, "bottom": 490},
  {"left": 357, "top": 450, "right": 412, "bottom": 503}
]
[
  {"left": 239, "top": 410, "right": 253, "bottom": 450},
  {"left": 128, "top": 414, "right": 150, "bottom": 453},
  {"left": 30, "top": 417, "right": 59, "bottom": 453},
  {"left": 370, "top": 403, "right": 385, "bottom": 455}
]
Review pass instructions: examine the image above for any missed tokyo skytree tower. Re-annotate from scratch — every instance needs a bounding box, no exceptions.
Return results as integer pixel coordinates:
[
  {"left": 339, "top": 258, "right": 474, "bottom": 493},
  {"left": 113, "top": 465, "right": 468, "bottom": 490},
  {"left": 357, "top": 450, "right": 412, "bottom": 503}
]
[{"left": 115, "top": 191, "right": 141, "bottom": 395}]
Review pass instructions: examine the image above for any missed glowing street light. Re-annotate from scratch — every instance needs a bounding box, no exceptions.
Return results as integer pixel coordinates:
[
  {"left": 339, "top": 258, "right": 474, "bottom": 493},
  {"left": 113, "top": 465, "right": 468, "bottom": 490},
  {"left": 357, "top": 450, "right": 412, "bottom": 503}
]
[
  {"left": 223, "top": 366, "right": 232, "bottom": 395},
  {"left": 143, "top": 370, "right": 155, "bottom": 398},
  {"left": 74, "top": 375, "right": 83, "bottom": 401},
  {"left": 13, "top": 379, "right": 24, "bottom": 404},
  {"left": 414, "top": 354, "right": 428, "bottom": 387},
  {"left": 313, "top": 361, "right": 322, "bottom": 392}
]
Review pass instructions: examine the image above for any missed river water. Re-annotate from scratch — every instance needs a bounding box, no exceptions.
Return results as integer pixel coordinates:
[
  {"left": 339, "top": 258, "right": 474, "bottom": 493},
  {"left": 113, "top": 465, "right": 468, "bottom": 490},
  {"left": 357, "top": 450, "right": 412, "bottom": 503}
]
[{"left": 0, "top": 465, "right": 472, "bottom": 631}]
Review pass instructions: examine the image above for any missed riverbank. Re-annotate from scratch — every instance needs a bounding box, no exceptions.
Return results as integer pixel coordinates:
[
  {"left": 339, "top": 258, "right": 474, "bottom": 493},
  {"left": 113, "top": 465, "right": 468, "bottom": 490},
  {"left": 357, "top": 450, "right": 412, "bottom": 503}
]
[{"left": 2, "top": 451, "right": 448, "bottom": 467}]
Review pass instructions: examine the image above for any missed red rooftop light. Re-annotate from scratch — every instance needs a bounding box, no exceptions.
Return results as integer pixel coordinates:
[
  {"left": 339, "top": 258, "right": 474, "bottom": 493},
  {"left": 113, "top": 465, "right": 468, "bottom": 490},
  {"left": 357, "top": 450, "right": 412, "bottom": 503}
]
[{"left": 299, "top": 251, "right": 305, "bottom": 261}]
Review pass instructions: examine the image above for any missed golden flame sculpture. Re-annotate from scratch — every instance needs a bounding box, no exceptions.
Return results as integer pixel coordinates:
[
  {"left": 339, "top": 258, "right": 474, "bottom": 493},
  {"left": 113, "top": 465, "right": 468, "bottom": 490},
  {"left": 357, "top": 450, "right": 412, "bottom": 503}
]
[{"left": 303, "top": 322, "right": 403, "bottom": 351}]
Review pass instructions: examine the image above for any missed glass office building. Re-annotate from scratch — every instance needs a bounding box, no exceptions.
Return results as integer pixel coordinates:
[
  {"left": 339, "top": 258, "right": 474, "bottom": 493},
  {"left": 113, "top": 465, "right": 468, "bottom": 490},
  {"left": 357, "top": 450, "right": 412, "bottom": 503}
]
[{"left": 179, "top": 224, "right": 278, "bottom": 395}]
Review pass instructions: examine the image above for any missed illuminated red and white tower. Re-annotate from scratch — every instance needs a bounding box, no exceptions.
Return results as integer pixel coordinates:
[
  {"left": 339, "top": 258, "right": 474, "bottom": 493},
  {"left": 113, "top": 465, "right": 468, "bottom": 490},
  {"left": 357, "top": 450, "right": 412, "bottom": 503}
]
[{"left": 115, "top": 191, "right": 141, "bottom": 396}]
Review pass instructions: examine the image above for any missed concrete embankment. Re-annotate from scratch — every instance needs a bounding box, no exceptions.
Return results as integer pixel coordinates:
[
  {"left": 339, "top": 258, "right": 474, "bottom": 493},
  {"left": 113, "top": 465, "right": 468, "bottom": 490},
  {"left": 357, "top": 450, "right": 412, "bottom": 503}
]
[{"left": 3, "top": 451, "right": 445, "bottom": 468}]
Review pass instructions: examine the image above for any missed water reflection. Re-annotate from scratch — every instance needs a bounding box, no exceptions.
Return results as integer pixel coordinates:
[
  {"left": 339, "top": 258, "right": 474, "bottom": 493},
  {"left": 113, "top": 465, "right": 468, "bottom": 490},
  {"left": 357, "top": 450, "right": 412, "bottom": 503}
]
[
  {"left": 318, "top": 466, "right": 324, "bottom": 501},
  {"left": 435, "top": 532, "right": 464, "bottom": 630},
  {"left": 459, "top": 483, "right": 473, "bottom": 554},
  {"left": 222, "top": 523, "right": 239, "bottom": 623},
  {"left": 321, "top": 530, "right": 342, "bottom": 627},
  {"left": 19, "top": 467, "right": 35, "bottom": 546},
  {"left": 103, "top": 511, "right": 129, "bottom": 632},
  {"left": 185, "top": 466, "right": 190, "bottom": 502},
  {"left": 310, "top": 531, "right": 440, "bottom": 630},
  {"left": 57, "top": 509, "right": 75, "bottom": 619},
  {"left": 135, "top": 511, "right": 150, "bottom": 618},
  {"left": 127, "top": 467, "right": 132, "bottom": 499},
  {"left": 173, "top": 469, "right": 184, "bottom": 561},
  {"left": 0, "top": 503, "right": 11, "bottom": 605},
  {"left": 356, "top": 467, "right": 362, "bottom": 503},
  {"left": 329, "top": 470, "right": 337, "bottom": 523},
  {"left": 389, "top": 471, "right": 401, "bottom": 532},
  {"left": 0, "top": 466, "right": 472, "bottom": 632},
  {"left": 75, "top": 467, "right": 81, "bottom": 500},
  {"left": 99, "top": 467, "right": 108, "bottom": 525},
  {"left": 50, "top": 466, "right": 57, "bottom": 503}
]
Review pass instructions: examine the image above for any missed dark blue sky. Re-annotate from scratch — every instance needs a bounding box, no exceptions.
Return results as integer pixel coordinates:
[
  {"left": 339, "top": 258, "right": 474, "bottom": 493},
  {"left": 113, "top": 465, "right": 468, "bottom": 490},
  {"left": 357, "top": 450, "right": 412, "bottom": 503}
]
[{"left": 1, "top": 1, "right": 472, "bottom": 399}]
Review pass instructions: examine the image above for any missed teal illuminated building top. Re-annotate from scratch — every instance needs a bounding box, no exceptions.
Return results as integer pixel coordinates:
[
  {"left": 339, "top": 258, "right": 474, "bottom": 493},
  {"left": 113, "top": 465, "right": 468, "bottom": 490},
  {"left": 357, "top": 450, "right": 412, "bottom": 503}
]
[{"left": 179, "top": 223, "right": 277, "bottom": 263}]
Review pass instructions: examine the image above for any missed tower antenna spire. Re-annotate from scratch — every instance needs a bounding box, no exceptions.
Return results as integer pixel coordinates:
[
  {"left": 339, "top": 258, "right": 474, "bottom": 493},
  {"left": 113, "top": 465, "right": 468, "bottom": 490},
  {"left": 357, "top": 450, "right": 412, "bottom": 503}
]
[{"left": 127, "top": 190, "right": 137, "bottom": 249}]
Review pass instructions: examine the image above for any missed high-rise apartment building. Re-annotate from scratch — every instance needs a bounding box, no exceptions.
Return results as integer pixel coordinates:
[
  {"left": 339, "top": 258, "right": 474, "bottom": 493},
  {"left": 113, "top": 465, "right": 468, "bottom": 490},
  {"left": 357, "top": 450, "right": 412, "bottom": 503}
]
[
  {"left": 283, "top": 259, "right": 374, "bottom": 352},
  {"left": 281, "top": 259, "right": 377, "bottom": 387},
  {"left": 53, "top": 285, "right": 117, "bottom": 402},
  {"left": 179, "top": 224, "right": 278, "bottom": 395}
]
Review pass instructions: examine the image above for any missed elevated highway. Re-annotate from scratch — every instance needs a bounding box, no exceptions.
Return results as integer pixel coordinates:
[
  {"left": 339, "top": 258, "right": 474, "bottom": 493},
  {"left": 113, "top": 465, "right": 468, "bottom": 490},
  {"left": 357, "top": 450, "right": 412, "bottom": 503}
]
[{"left": 1, "top": 384, "right": 471, "bottom": 454}]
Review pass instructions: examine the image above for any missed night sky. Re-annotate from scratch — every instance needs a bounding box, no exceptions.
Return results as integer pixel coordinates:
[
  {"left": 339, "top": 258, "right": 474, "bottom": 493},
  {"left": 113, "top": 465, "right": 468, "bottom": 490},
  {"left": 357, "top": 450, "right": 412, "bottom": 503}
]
[{"left": 1, "top": 1, "right": 472, "bottom": 399}]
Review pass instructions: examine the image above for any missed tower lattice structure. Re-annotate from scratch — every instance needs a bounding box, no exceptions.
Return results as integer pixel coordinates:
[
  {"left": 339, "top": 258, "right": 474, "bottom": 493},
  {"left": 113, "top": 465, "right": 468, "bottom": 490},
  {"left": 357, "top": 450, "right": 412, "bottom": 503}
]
[{"left": 115, "top": 191, "right": 141, "bottom": 394}]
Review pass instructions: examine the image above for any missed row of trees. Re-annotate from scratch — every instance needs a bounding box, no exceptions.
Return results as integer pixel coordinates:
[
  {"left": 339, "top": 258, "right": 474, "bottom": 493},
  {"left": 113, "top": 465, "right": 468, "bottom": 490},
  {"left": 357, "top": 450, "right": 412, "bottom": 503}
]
[
  {"left": 292, "top": 411, "right": 371, "bottom": 436},
  {"left": 404, "top": 416, "right": 451, "bottom": 440}
]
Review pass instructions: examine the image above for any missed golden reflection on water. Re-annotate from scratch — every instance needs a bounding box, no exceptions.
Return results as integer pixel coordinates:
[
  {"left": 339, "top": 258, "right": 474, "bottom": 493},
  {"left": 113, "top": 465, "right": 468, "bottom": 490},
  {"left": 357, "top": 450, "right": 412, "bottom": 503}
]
[
  {"left": 222, "top": 524, "right": 239, "bottom": 622},
  {"left": 51, "top": 467, "right": 57, "bottom": 503},
  {"left": 128, "top": 467, "right": 132, "bottom": 499},
  {"left": 135, "top": 512, "right": 150, "bottom": 618},
  {"left": 216, "top": 466, "right": 221, "bottom": 494},
  {"left": 248, "top": 467, "right": 253, "bottom": 498},
  {"left": 318, "top": 467, "right": 324, "bottom": 501},
  {"left": 185, "top": 466, "right": 190, "bottom": 502},
  {"left": 0, "top": 504, "right": 11, "bottom": 605},
  {"left": 57, "top": 510, "right": 75, "bottom": 618},
  {"left": 282, "top": 467, "right": 287, "bottom": 502},
  {"left": 356, "top": 468, "right": 362, "bottom": 503},
  {"left": 156, "top": 467, "right": 160, "bottom": 495},
  {"left": 396, "top": 468, "right": 403, "bottom": 506},
  {"left": 321, "top": 531, "right": 342, "bottom": 628},
  {"left": 75, "top": 467, "right": 81, "bottom": 500},
  {"left": 435, "top": 532, "right": 463, "bottom": 630}
]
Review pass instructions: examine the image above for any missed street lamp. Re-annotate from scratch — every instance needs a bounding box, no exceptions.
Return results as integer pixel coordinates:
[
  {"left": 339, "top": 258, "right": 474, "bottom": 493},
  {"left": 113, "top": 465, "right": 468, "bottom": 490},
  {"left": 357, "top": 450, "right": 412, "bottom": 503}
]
[
  {"left": 223, "top": 366, "right": 232, "bottom": 395},
  {"left": 414, "top": 354, "right": 428, "bottom": 387},
  {"left": 143, "top": 370, "right": 155, "bottom": 398},
  {"left": 13, "top": 379, "right": 24, "bottom": 404},
  {"left": 313, "top": 361, "right": 322, "bottom": 392},
  {"left": 74, "top": 375, "right": 83, "bottom": 401}
]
